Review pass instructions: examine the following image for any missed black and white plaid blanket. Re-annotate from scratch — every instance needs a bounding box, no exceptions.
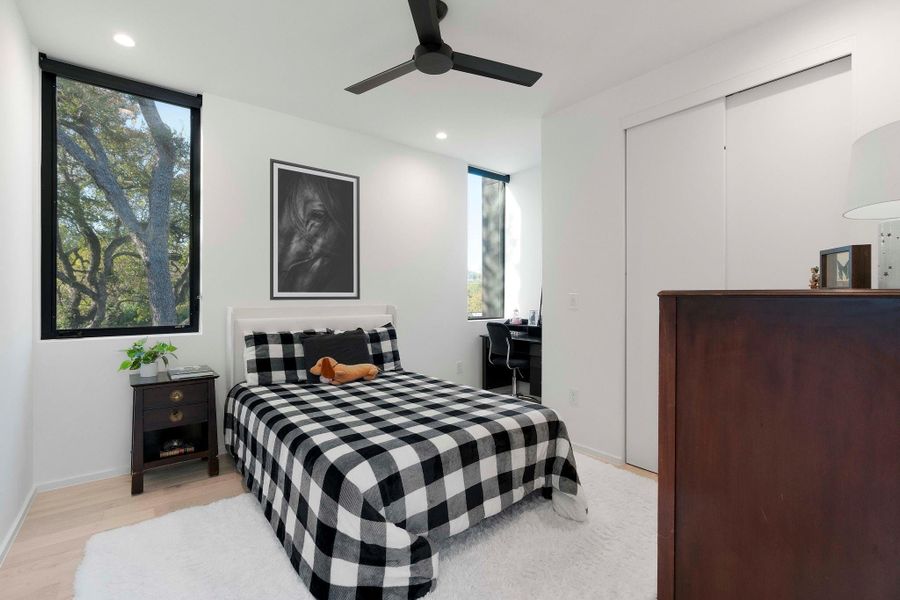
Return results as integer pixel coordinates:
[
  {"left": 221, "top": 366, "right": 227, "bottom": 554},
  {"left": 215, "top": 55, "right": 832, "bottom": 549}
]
[{"left": 224, "top": 370, "right": 587, "bottom": 600}]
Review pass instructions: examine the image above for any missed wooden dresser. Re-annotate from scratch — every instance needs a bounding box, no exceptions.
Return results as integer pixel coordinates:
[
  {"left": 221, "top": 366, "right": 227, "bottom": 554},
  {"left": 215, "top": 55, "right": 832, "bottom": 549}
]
[{"left": 658, "top": 290, "right": 899, "bottom": 600}]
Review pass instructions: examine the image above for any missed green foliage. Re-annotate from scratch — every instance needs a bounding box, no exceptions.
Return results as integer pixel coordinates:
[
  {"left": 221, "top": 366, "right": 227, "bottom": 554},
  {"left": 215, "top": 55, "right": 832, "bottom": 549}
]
[
  {"left": 467, "top": 279, "right": 484, "bottom": 317},
  {"left": 117, "top": 338, "right": 178, "bottom": 371},
  {"left": 55, "top": 77, "right": 192, "bottom": 331}
]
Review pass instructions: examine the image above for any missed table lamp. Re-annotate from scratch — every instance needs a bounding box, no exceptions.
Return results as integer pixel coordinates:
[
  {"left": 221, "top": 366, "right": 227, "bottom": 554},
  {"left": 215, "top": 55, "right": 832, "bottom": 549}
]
[{"left": 845, "top": 120, "right": 900, "bottom": 219}]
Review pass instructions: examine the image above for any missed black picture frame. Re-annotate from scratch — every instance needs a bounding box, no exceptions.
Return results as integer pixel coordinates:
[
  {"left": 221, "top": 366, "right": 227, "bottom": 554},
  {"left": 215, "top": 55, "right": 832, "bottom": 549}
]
[
  {"left": 270, "top": 159, "right": 360, "bottom": 299},
  {"left": 39, "top": 54, "right": 202, "bottom": 339},
  {"left": 819, "top": 244, "right": 872, "bottom": 289}
]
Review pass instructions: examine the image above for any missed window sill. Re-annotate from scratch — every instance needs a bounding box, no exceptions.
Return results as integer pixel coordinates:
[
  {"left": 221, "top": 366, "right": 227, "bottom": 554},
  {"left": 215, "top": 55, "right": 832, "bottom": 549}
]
[{"left": 38, "top": 329, "right": 203, "bottom": 343}]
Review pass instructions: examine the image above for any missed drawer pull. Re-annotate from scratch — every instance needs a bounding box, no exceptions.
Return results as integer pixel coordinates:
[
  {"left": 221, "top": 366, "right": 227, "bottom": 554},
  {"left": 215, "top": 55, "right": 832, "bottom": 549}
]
[
  {"left": 169, "top": 389, "right": 184, "bottom": 402},
  {"left": 169, "top": 409, "right": 184, "bottom": 423}
]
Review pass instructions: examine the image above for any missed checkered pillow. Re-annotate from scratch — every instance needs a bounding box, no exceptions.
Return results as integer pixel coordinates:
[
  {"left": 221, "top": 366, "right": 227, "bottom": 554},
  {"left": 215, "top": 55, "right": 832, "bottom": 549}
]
[
  {"left": 243, "top": 329, "right": 329, "bottom": 385},
  {"left": 335, "top": 323, "right": 403, "bottom": 372}
]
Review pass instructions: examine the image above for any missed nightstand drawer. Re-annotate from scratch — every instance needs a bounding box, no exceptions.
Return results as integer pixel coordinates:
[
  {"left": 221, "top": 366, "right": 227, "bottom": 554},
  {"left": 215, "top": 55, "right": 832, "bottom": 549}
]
[
  {"left": 143, "top": 382, "right": 207, "bottom": 411},
  {"left": 143, "top": 404, "right": 207, "bottom": 431}
]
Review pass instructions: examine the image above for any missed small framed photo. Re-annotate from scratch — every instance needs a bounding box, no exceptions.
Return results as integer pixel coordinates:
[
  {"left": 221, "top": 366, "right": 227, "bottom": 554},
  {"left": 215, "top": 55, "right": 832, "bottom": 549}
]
[
  {"left": 819, "top": 245, "right": 871, "bottom": 289},
  {"left": 270, "top": 160, "right": 359, "bottom": 299}
]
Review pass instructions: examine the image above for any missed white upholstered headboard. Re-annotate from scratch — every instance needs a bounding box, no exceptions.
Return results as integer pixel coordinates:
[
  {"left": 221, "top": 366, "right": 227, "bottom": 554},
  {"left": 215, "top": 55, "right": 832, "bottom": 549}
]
[{"left": 225, "top": 305, "right": 398, "bottom": 388}]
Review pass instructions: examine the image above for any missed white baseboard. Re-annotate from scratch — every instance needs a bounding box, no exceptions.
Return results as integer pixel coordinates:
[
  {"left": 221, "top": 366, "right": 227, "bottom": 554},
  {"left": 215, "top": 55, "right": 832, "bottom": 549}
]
[
  {"left": 35, "top": 452, "right": 230, "bottom": 494},
  {"left": 0, "top": 486, "right": 36, "bottom": 569},
  {"left": 573, "top": 442, "right": 624, "bottom": 465},
  {"left": 35, "top": 465, "right": 130, "bottom": 493}
]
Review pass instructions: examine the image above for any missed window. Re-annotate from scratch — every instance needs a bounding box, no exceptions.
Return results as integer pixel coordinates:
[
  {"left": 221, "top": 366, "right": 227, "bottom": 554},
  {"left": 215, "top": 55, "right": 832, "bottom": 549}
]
[
  {"left": 40, "top": 56, "right": 201, "bottom": 339},
  {"left": 467, "top": 166, "right": 508, "bottom": 319}
]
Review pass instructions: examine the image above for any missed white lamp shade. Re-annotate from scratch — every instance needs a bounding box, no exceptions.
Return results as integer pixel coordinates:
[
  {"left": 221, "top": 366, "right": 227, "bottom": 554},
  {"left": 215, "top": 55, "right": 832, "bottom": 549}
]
[{"left": 845, "top": 120, "right": 900, "bottom": 219}]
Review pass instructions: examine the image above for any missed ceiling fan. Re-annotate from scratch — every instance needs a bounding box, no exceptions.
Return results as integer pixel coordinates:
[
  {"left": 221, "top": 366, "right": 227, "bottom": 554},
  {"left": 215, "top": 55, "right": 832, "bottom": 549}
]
[{"left": 345, "top": 0, "right": 542, "bottom": 94}]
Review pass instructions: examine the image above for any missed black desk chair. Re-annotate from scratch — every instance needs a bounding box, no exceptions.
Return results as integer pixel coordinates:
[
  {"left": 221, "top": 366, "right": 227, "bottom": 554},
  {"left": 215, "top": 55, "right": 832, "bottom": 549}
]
[{"left": 486, "top": 322, "right": 533, "bottom": 399}]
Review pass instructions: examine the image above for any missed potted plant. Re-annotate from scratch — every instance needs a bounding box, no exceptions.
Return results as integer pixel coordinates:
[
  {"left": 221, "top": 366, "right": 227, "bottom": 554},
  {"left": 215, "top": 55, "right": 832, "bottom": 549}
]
[{"left": 118, "top": 339, "right": 178, "bottom": 378}]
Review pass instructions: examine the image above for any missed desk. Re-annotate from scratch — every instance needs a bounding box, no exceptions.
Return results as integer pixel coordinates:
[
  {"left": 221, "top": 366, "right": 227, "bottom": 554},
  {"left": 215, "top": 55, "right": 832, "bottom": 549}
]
[{"left": 480, "top": 334, "right": 542, "bottom": 398}]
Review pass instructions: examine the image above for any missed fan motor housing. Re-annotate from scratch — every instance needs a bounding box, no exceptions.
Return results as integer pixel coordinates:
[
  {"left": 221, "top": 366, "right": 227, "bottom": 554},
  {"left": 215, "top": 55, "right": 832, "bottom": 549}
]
[{"left": 414, "top": 43, "right": 453, "bottom": 75}]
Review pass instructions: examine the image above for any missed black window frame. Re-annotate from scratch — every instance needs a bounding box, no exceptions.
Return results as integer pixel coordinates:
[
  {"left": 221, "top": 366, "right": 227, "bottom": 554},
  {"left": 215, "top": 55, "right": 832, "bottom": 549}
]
[
  {"left": 40, "top": 54, "right": 202, "bottom": 339},
  {"left": 467, "top": 165, "right": 509, "bottom": 321}
]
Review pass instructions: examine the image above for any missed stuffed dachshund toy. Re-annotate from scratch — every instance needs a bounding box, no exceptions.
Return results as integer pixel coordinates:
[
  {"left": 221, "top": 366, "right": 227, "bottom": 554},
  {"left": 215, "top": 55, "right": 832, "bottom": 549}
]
[{"left": 310, "top": 356, "right": 379, "bottom": 385}]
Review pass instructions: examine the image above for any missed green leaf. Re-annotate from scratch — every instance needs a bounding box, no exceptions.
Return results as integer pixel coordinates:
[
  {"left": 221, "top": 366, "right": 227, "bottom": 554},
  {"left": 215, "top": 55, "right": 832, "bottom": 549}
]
[
  {"left": 118, "top": 338, "right": 178, "bottom": 371},
  {"left": 117, "top": 359, "right": 133, "bottom": 371}
]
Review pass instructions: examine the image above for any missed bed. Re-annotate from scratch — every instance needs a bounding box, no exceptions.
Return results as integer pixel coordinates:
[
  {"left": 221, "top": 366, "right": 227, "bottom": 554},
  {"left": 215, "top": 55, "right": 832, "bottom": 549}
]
[{"left": 224, "top": 306, "right": 587, "bottom": 599}]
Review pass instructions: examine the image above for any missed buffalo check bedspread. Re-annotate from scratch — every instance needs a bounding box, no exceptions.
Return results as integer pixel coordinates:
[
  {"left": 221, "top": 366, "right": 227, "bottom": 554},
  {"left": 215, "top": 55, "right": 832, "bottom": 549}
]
[{"left": 224, "top": 370, "right": 587, "bottom": 600}]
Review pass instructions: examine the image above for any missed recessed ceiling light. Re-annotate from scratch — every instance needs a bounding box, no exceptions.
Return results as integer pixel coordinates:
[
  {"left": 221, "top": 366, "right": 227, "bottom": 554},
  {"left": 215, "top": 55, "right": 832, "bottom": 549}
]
[
  {"left": 435, "top": 131, "right": 448, "bottom": 140},
  {"left": 113, "top": 33, "right": 135, "bottom": 48}
]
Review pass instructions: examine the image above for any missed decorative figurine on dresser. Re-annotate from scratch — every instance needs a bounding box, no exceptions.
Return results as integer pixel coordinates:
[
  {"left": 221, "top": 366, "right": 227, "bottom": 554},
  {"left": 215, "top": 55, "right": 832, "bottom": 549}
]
[
  {"left": 808, "top": 266, "right": 820, "bottom": 289},
  {"left": 128, "top": 366, "right": 219, "bottom": 495}
]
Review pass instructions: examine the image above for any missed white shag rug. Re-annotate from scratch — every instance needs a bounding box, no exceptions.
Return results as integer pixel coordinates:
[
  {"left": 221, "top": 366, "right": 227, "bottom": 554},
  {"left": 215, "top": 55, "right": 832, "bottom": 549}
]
[{"left": 74, "top": 456, "right": 656, "bottom": 600}]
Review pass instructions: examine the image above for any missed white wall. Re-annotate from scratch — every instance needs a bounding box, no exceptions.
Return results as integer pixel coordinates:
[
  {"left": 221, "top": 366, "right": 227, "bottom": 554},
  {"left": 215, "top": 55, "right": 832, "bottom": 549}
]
[
  {"left": 0, "top": 0, "right": 35, "bottom": 558},
  {"left": 505, "top": 166, "right": 542, "bottom": 319},
  {"left": 542, "top": 0, "right": 900, "bottom": 461},
  {"left": 32, "top": 95, "right": 478, "bottom": 487}
]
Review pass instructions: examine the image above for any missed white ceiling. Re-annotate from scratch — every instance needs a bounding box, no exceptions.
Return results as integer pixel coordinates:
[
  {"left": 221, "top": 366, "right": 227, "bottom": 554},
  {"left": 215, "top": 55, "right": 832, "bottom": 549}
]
[{"left": 18, "top": 0, "right": 815, "bottom": 173}]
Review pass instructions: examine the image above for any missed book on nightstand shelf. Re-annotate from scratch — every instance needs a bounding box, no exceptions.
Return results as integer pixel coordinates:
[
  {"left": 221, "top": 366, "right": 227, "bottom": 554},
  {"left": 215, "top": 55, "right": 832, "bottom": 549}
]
[
  {"left": 159, "top": 445, "right": 195, "bottom": 458},
  {"left": 168, "top": 365, "right": 215, "bottom": 380}
]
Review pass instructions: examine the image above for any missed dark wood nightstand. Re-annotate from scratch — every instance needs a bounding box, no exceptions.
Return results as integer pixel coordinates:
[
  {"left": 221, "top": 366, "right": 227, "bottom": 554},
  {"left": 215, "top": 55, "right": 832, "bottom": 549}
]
[{"left": 129, "top": 371, "right": 219, "bottom": 495}]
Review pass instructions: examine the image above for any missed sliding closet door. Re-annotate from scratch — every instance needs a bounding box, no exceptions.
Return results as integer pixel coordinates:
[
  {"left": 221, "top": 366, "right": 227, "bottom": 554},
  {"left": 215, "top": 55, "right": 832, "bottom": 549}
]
[
  {"left": 625, "top": 100, "right": 726, "bottom": 472},
  {"left": 726, "top": 57, "right": 871, "bottom": 287}
]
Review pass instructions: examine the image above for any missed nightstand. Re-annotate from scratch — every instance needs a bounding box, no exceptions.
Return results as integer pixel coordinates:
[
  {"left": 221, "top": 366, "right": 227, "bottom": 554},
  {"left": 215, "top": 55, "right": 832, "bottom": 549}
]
[{"left": 129, "top": 371, "right": 219, "bottom": 495}]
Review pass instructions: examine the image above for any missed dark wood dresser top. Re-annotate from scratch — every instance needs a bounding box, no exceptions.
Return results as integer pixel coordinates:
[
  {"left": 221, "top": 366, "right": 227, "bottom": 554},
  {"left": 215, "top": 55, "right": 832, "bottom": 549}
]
[{"left": 659, "top": 289, "right": 900, "bottom": 297}]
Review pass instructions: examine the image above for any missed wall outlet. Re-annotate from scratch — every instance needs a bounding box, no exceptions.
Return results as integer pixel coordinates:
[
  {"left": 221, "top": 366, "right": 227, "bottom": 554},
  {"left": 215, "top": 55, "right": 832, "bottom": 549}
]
[
  {"left": 456, "top": 361, "right": 463, "bottom": 375},
  {"left": 568, "top": 388, "right": 579, "bottom": 405},
  {"left": 568, "top": 292, "right": 579, "bottom": 310}
]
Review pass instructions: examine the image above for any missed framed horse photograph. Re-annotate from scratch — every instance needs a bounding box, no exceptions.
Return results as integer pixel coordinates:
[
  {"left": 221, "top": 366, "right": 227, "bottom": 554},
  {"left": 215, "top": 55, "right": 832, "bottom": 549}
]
[{"left": 270, "top": 160, "right": 359, "bottom": 299}]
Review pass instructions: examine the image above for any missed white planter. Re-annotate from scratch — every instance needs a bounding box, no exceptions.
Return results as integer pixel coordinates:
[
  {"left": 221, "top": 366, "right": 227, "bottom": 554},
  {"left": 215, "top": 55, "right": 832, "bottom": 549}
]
[{"left": 139, "top": 362, "right": 158, "bottom": 378}]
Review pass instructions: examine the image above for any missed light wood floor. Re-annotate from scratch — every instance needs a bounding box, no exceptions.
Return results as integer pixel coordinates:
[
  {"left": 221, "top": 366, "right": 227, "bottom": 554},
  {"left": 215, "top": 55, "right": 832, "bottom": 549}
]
[
  {"left": 0, "top": 453, "right": 654, "bottom": 599},
  {"left": 0, "top": 457, "right": 244, "bottom": 600},
  {"left": 612, "top": 459, "right": 658, "bottom": 481}
]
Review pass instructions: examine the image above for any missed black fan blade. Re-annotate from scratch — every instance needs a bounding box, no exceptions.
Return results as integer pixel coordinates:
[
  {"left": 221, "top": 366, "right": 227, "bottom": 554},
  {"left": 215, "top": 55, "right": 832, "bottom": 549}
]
[
  {"left": 451, "top": 53, "right": 542, "bottom": 87},
  {"left": 345, "top": 60, "right": 417, "bottom": 94},
  {"left": 408, "top": 0, "right": 442, "bottom": 46}
]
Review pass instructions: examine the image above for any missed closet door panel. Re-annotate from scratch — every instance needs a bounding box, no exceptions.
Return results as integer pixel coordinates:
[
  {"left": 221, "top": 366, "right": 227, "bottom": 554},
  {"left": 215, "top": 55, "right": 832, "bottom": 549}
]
[
  {"left": 625, "top": 100, "right": 726, "bottom": 472},
  {"left": 726, "top": 57, "right": 871, "bottom": 288}
]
